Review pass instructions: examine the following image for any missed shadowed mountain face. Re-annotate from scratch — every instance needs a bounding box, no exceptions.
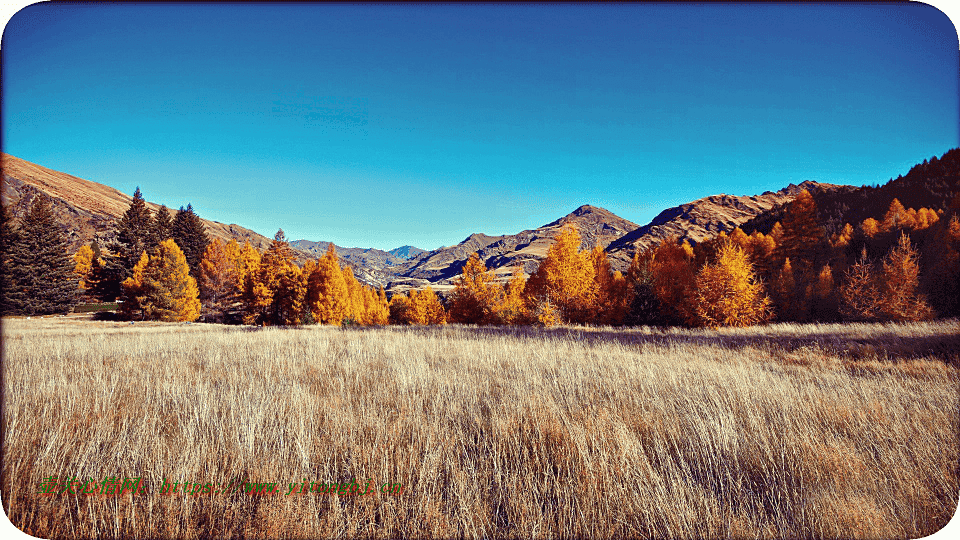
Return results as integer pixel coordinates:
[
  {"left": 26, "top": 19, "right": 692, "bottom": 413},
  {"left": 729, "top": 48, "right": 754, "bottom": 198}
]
[
  {"left": 604, "top": 181, "right": 844, "bottom": 270},
  {"left": 1, "top": 153, "right": 276, "bottom": 253}
]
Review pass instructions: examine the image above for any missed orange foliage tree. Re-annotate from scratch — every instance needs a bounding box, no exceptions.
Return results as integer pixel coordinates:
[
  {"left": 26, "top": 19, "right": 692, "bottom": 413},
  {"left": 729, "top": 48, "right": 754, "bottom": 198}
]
[
  {"left": 199, "top": 238, "right": 240, "bottom": 322},
  {"left": 648, "top": 237, "right": 697, "bottom": 325},
  {"left": 306, "top": 244, "right": 350, "bottom": 325},
  {"left": 694, "top": 239, "right": 772, "bottom": 327},
  {"left": 448, "top": 252, "right": 503, "bottom": 325},
  {"left": 242, "top": 230, "right": 304, "bottom": 325},
  {"left": 119, "top": 239, "right": 200, "bottom": 322},
  {"left": 878, "top": 233, "right": 934, "bottom": 321},
  {"left": 524, "top": 224, "right": 595, "bottom": 324}
]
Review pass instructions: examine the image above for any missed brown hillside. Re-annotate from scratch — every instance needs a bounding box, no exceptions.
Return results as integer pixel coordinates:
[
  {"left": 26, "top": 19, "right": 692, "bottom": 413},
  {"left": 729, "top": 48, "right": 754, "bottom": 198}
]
[
  {"left": 1, "top": 153, "right": 276, "bottom": 253},
  {"left": 393, "top": 205, "right": 639, "bottom": 287},
  {"left": 605, "top": 181, "right": 845, "bottom": 270}
]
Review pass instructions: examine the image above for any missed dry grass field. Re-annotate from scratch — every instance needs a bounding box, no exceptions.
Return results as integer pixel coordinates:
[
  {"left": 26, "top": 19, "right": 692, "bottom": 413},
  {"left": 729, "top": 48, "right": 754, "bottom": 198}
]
[{"left": 2, "top": 317, "right": 959, "bottom": 539}]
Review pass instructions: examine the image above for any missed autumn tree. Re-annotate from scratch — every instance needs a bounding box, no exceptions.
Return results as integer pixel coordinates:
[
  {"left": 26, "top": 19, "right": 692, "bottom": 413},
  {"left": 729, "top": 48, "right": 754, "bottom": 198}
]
[
  {"left": 119, "top": 239, "right": 200, "bottom": 322},
  {"left": 878, "top": 233, "right": 934, "bottom": 321},
  {"left": 341, "top": 266, "right": 367, "bottom": 325},
  {"left": 242, "top": 230, "right": 303, "bottom": 325},
  {"left": 408, "top": 286, "right": 446, "bottom": 325},
  {"left": 770, "top": 258, "right": 798, "bottom": 321},
  {"left": 590, "top": 246, "right": 628, "bottom": 325},
  {"left": 694, "top": 239, "right": 772, "bottom": 327},
  {"left": 388, "top": 292, "right": 413, "bottom": 325},
  {"left": 648, "top": 237, "right": 697, "bottom": 325},
  {"left": 839, "top": 249, "right": 883, "bottom": 321},
  {"left": 5, "top": 194, "right": 78, "bottom": 315},
  {"left": 73, "top": 244, "right": 97, "bottom": 292},
  {"left": 524, "top": 224, "right": 595, "bottom": 324},
  {"left": 199, "top": 238, "right": 240, "bottom": 322},
  {"left": 493, "top": 266, "right": 528, "bottom": 325},
  {"left": 306, "top": 244, "right": 350, "bottom": 325},
  {"left": 776, "top": 189, "right": 827, "bottom": 267},
  {"left": 624, "top": 246, "right": 662, "bottom": 326},
  {"left": 448, "top": 252, "right": 502, "bottom": 325}
]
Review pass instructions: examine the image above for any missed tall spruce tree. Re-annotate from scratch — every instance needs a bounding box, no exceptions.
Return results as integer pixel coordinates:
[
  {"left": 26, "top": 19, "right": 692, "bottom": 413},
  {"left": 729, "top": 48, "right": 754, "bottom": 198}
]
[
  {"left": 0, "top": 204, "right": 20, "bottom": 315},
  {"left": 153, "top": 205, "right": 173, "bottom": 244},
  {"left": 6, "top": 195, "right": 78, "bottom": 315},
  {"left": 171, "top": 204, "right": 209, "bottom": 279},
  {"left": 95, "top": 187, "right": 154, "bottom": 301}
]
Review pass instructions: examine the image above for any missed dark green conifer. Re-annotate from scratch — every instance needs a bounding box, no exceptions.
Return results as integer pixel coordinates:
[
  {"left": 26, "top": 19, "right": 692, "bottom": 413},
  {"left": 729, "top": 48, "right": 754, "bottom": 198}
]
[
  {"left": 95, "top": 187, "right": 154, "bottom": 301},
  {"left": 171, "top": 204, "right": 209, "bottom": 279},
  {"left": 6, "top": 194, "right": 78, "bottom": 315},
  {"left": 0, "top": 204, "right": 21, "bottom": 315}
]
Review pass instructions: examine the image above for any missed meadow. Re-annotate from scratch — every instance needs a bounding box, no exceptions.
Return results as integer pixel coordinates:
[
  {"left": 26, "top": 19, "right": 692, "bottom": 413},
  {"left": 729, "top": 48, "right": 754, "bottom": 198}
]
[{"left": 2, "top": 317, "right": 958, "bottom": 539}]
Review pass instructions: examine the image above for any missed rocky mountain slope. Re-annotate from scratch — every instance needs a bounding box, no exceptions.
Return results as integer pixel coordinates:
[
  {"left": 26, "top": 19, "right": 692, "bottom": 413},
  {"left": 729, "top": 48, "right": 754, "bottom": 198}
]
[
  {"left": 605, "top": 181, "right": 844, "bottom": 269},
  {"left": 386, "top": 205, "right": 639, "bottom": 293},
  {"left": 1, "top": 153, "right": 276, "bottom": 253}
]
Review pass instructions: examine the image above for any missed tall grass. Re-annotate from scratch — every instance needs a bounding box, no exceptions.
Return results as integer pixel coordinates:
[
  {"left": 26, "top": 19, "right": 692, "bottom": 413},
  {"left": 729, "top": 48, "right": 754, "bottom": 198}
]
[{"left": 2, "top": 318, "right": 958, "bottom": 538}]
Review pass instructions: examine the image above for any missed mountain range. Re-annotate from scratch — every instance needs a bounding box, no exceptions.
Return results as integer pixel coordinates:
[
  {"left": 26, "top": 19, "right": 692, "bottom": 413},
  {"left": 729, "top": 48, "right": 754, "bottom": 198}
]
[{"left": 2, "top": 152, "right": 847, "bottom": 294}]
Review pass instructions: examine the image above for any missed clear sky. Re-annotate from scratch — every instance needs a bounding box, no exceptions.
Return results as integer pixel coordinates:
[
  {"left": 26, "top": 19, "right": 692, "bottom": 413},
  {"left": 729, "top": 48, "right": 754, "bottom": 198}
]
[{"left": 2, "top": 3, "right": 958, "bottom": 251}]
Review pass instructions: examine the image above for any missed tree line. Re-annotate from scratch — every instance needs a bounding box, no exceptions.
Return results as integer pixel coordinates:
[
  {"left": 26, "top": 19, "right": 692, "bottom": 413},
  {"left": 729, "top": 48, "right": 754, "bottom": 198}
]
[{"left": 3, "top": 177, "right": 958, "bottom": 328}]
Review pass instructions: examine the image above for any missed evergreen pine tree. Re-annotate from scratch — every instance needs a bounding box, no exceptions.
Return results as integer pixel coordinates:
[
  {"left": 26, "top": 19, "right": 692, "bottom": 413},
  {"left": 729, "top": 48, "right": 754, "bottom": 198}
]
[
  {"left": 6, "top": 194, "right": 78, "bottom": 315},
  {"left": 0, "top": 204, "right": 21, "bottom": 315},
  {"left": 171, "top": 204, "right": 210, "bottom": 279},
  {"left": 153, "top": 205, "right": 173, "bottom": 244},
  {"left": 97, "top": 187, "right": 153, "bottom": 301}
]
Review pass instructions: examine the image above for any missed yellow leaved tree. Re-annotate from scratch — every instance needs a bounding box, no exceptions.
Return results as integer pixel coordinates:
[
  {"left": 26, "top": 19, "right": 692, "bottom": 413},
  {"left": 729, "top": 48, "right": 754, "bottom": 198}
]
[
  {"left": 524, "top": 224, "right": 595, "bottom": 324},
  {"left": 306, "top": 244, "right": 350, "bottom": 325},
  {"left": 119, "top": 239, "right": 200, "bottom": 322},
  {"left": 448, "top": 252, "right": 502, "bottom": 325},
  {"left": 694, "top": 239, "right": 772, "bottom": 327}
]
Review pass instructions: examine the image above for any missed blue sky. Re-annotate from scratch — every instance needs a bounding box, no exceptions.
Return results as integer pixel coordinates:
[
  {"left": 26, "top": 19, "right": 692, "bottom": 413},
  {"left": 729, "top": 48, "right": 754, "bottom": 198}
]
[{"left": 2, "top": 3, "right": 958, "bottom": 251}]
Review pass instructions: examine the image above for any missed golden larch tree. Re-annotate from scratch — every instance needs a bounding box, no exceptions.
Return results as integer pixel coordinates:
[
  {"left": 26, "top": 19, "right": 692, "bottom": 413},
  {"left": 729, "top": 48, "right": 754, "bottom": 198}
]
[
  {"left": 306, "top": 244, "right": 350, "bottom": 325},
  {"left": 243, "top": 230, "right": 302, "bottom": 325},
  {"left": 493, "top": 266, "right": 528, "bottom": 325},
  {"left": 409, "top": 286, "right": 446, "bottom": 325},
  {"left": 524, "top": 224, "right": 595, "bottom": 324},
  {"left": 694, "top": 239, "right": 772, "bottom": 327},
  {"left": 839, "top": 249, "right": 883, "bottom": 321},
  {"left": 73, "top": 244, "right": 96, "bottom": 291},
  {"left": 879, "top": 233, "right": 934, "bottom": 321},
  {"left": 199, "top": 238, "right": 239, "bottom": 322},
  {"left": 119, "top": 239, "right": 200, "bottom": 322},
  {"left": 448, "top": 252, "right": 502, "bottom": 324},
  {"left": 649, "top": 237, "right": 698, "bottom": 325}
]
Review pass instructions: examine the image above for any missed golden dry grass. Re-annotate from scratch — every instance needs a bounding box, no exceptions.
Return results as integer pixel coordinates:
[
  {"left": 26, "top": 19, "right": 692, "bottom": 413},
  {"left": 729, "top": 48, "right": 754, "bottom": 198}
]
[{"left": 2, "top": 317, "right": 958, "bottom": 539}]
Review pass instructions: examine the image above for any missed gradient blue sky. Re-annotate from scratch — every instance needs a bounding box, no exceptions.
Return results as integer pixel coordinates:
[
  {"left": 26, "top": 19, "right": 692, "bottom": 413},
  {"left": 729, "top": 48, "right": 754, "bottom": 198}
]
[{"left": 2, "top": 2, "right": 958, "bottom": 251}]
